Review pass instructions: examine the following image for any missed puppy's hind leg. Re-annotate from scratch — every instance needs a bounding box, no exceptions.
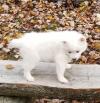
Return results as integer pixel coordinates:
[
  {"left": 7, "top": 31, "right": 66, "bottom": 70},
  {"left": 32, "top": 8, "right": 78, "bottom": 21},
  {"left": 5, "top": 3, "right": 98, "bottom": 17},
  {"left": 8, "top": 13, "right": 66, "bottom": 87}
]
[{"left": 20, "top": 48, "right": 40, "bottom": 82}]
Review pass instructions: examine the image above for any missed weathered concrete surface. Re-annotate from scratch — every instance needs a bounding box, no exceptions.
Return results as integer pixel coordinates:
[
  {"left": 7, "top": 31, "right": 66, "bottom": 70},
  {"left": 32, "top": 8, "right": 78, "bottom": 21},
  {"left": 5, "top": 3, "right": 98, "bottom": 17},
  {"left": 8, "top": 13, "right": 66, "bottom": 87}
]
[
  {"left": 0, "top": 60, "right": 100, "bottom": 100},
  {"left": 0, "top": 60, "right": 100, "bottom": 89}
]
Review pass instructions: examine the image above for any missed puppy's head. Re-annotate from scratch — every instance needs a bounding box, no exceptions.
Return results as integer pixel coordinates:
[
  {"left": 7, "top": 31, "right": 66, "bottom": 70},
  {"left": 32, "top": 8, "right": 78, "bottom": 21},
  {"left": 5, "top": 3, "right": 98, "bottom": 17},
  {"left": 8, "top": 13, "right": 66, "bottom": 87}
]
[{"left": 62, "top": 32, "right": 88, "bottom": 60}]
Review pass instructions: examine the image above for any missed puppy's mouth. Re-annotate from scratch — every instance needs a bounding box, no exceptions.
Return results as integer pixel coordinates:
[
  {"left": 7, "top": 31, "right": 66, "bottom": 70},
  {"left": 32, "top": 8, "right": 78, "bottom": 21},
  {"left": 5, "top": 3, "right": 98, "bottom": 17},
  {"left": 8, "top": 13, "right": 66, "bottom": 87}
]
[
  {"left": 72, "top": 58, "right": 77, "bottom": 61},
  {"left": 72, "top": 58, "right": 79, "bottom": 62},
  {"left": 72, "top": 59, "right": 76, "bottom": 62}
]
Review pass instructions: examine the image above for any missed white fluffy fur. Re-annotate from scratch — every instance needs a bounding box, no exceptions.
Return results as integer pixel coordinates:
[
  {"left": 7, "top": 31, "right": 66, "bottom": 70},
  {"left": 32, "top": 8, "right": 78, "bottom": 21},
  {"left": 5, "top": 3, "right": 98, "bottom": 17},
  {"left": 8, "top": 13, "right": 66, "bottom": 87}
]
[{"left": 8, "top": 31, "right": 87, "bottom": 83}]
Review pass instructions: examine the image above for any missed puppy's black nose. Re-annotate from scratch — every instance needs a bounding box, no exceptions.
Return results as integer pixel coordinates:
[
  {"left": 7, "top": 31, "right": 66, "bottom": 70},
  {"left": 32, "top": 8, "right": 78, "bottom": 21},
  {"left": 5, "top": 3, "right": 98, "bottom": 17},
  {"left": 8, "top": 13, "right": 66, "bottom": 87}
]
[{"left": 72, "top": 58, "right": 77, "bottom": 61}]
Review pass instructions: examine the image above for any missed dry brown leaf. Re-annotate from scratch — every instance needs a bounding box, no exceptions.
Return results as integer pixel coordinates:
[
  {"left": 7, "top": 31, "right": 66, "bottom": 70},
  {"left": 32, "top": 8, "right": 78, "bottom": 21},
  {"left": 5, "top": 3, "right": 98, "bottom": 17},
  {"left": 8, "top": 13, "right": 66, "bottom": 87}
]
[
  {"left": 81, "top": 56, "right": 87, "bottom": 63},
  {"left": 5, "top": 64, "right": 14, "bottom": 70},
  {"left": 93, "top": 42, "right": 100, "bottom": 49},
  {"left": 94, "top": 28, "right": 100, "bottom": 33}
]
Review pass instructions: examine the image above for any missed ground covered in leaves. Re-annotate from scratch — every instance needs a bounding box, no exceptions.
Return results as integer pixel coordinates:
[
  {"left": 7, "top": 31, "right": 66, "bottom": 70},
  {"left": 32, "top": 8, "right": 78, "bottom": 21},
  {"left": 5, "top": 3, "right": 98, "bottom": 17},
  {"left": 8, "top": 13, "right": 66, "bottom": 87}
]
[{"left": 0, "top": 0, "right": 100, "bottom": 64}]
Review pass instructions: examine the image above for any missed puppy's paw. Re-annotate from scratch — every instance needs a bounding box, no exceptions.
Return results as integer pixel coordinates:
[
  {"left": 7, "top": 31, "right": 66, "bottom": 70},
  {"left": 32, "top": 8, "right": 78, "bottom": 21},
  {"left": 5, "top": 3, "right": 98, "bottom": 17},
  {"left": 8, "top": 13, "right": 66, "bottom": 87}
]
[
  {"left": 26, "top": 75, "right": 35, "bottom": 82},
  {"left": 58, "top": 77, "right": 69, "bottom": 84},
  {"left": 66, "top": 64, "right": 72, "bottom": 69}
]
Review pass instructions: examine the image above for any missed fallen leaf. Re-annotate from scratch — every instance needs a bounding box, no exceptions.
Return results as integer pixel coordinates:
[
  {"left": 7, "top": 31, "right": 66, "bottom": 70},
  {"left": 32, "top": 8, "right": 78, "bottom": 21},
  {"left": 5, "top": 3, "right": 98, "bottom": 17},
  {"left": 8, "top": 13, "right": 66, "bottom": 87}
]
[
  {"left": 5, "top": 64, "right": 14, "bottom": 70},
  {"left": 93, "top": 42, "right": 100, "bottom": 49}
]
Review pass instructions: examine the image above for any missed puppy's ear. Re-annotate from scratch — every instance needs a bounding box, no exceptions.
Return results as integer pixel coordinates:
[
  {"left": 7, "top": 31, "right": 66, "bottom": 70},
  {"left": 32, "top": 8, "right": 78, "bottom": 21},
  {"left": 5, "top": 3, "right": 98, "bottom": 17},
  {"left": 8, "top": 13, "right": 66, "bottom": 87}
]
[
  {"left": 80, "top": 37, "right": 85, "bottom": 42},
  {"left": 62, "top": 41, "right": 67, "bottom": 44},
  {"left": 83, "top": 33, "right": 88, "bottom": 39}
]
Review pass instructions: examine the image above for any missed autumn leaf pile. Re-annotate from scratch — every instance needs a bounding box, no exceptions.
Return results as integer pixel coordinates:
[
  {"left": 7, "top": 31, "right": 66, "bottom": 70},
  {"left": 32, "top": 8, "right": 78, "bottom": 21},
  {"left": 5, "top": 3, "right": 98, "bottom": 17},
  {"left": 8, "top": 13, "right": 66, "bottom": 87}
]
[{"left": 0, "top": 0, "right": 100, "bottom": 64}]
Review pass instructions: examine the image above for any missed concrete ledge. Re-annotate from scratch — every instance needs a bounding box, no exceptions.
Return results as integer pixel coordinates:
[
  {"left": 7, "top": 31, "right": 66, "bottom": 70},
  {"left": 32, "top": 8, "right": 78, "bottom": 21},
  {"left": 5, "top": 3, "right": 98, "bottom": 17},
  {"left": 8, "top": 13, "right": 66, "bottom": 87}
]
[{"left": 0, "top": 60, "right": 100, "bottom": 100}]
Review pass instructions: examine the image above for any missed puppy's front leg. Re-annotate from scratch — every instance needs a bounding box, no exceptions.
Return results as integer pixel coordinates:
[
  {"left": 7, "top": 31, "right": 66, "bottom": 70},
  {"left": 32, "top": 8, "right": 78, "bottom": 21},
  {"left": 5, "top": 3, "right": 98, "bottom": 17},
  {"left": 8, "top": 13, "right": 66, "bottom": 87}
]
[
  {"left": 22, "top": 63, "right": 35, "bottom": 82},
  {"left": 55, "top": 54, "right": 70, "bottom": 83}
]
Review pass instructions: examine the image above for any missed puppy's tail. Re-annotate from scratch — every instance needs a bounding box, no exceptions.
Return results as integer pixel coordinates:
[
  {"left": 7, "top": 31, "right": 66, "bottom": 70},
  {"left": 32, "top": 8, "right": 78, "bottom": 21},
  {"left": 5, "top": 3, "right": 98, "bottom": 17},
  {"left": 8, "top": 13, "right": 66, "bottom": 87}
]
[{"left": 8, "top": 39, "right": 22, "bottom": 49}]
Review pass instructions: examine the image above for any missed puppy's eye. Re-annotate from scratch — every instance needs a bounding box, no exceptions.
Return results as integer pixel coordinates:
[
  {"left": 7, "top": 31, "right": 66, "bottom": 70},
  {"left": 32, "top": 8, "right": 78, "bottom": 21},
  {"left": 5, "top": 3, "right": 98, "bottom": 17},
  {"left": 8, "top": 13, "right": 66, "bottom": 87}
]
[
  {"left": 68, "top": 51, "right": 72, "bottom": 54},
  {"left": 76, "top": 51, "right": 79, "bottom": 53}
]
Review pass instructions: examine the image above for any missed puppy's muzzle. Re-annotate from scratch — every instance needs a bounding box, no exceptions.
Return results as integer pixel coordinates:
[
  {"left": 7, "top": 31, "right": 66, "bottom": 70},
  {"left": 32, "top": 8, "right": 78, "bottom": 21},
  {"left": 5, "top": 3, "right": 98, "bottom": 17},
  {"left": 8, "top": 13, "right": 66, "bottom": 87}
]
[
  {"left": 72, "top": 58, "right": 77, "bottom": 61},
  {"left": 72, "top": 58, "right": 79, "bottom": 61}
]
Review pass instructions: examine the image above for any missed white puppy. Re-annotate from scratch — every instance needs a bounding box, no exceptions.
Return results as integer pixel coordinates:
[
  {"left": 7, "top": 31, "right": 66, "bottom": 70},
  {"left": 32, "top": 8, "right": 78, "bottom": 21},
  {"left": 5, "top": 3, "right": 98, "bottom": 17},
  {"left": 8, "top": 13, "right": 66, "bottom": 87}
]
[{"left": 8, "top": 31, "right": 87, "bottom": 83}]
